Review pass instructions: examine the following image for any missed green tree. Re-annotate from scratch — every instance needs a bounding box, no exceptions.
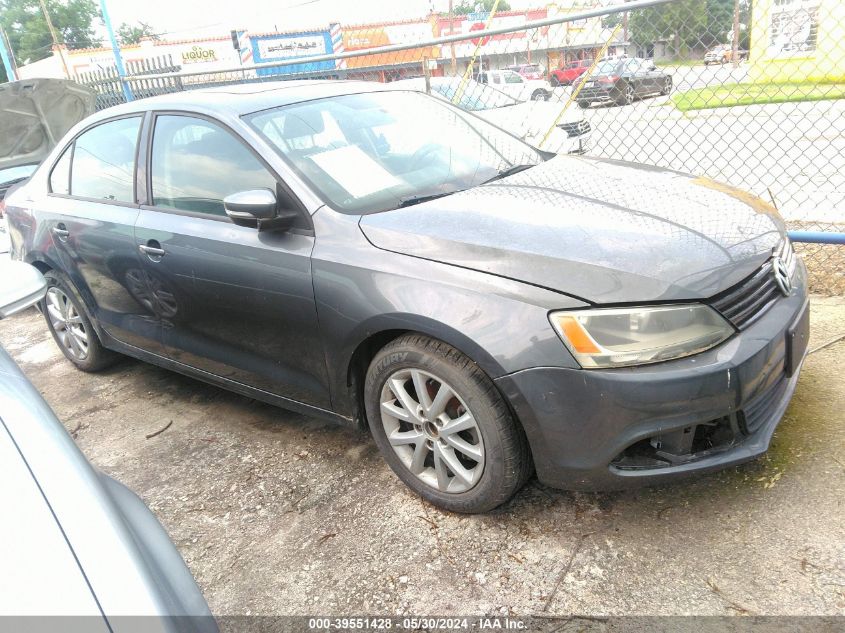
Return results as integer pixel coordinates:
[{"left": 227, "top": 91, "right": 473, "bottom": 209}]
[
  {"left": 602, "top": 11, "right": 622, "bottom": 30},
  {"left": 629, "top": 0, "right": 738, "bottom": 57},
  {"left": 0, "top": 0, "right": 101, "bottom": 72},
  {"left": 117, "top": 21, "right": 158, "bottom": 46},
  {"left": 453, "top": 0, "right": 511, "bottom": 16}
]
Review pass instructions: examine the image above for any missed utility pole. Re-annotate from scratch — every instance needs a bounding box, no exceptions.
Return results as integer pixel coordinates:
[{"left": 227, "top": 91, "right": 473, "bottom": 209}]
[
  {"left": 731, "top": 0, "right": 741, "bottom": 67},
  {"left": 37, "top": 0, "right": 70, "bottom": 78},
  {"left": 99, "top": 0, "right": 133, "bottom": 101}
]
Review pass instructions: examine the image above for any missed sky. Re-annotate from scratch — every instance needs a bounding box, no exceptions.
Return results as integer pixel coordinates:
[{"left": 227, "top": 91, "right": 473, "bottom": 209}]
[{"left": 100, "top": 0, "right": 544, "bottom": 40}]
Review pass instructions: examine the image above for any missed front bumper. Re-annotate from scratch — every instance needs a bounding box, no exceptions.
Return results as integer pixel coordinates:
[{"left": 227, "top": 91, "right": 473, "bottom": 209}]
[
  {"left": 495, "top": 261, "right": 810, "bottom": 491},
  {"left": 577, "top": 84, "right": 616, "bottom": 103}
]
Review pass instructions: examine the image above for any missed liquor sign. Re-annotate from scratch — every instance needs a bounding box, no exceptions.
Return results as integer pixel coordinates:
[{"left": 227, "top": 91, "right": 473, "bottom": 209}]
[{"left": 181, "top": 45, "right": 218, "bottom": 64}]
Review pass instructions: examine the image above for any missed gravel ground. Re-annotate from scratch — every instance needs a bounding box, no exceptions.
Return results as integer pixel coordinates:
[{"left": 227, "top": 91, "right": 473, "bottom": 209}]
[{"left": 1, "top": 298, "right": 844, "bottom": 622}]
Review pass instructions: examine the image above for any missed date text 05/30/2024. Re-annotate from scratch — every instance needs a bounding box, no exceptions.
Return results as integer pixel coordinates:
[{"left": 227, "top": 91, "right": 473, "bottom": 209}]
[{"left": 308, "top": 617, "right": 527, "bottom": 630}]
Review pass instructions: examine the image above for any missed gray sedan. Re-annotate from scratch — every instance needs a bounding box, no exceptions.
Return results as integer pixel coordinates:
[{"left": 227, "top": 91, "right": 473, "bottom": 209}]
[
  {"left": 0, "top": 261, "right": 216, "bottom": 629},
  {"left": 5, "top": 81, "right": 809, "bottom": 513}
]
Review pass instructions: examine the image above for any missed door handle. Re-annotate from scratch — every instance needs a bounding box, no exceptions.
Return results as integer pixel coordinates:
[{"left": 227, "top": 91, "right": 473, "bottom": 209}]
[
  {"left": 139, "top": 241, "right": 165, "bottom": 260},
  {"left": 52, "top": 225, "right": 70, "bottom": 241}
]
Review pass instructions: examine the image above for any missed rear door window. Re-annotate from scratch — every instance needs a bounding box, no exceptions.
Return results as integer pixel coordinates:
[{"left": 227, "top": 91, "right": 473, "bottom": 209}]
[{"left": 71, "top": 117, "right": 141, "bottom": 203}]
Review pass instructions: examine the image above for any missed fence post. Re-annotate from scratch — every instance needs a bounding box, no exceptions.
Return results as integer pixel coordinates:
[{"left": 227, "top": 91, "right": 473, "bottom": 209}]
[
  {"left": 0, "top": 24, "right": 16, "bottom": 81},
  {"left": 99, "top": 0, "right": 133, "bottom": 101}
]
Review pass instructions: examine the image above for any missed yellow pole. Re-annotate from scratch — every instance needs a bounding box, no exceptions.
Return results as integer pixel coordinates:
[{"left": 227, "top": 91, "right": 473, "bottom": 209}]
[
  {"left": 452, "top": 0, "right": 502, "bottom": 105},
  {"left": 538, "top": 24, "right": 622, "bottom": 149}
]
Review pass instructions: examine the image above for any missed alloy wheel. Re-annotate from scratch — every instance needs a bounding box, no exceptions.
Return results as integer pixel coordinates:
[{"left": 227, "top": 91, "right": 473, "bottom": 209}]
[
  {"left": 45, "top": 287, "right": 89, "bottom": 361},
  {"left": 624, "top": 84, "right": 635, "bottom": 104},
  {"left": 379, "top": 368, "right": 484, "bottom": 493}
]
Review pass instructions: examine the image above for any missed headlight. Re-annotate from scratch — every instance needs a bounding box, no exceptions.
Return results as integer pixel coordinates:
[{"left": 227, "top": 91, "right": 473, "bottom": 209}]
[{"left": 550, "top": 304, "right": 733, "bottom": 369}]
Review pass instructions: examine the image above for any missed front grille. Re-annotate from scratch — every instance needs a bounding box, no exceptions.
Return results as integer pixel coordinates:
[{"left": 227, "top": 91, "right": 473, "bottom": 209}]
[
  {"left": 710, "top": 239, "right": 796, "bottom": 329},
  {"left": 740, "top": 375, "right": 790, "bottom": 435},
  {"left": 557, "top": 120, "right": 591, "bottom": 137}
]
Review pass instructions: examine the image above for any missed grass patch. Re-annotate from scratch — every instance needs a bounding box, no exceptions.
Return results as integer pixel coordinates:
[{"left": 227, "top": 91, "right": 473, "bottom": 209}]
[
  {"left": 655, "top": 59, "right": 702, "bottom": 67},
  {"left": 672, "top": 81, "right": 845, "bottom": 111}
]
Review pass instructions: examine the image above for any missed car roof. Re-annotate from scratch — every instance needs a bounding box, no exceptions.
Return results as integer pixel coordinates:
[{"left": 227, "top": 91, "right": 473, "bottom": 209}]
[{"left": 87, "top": 79, "right": 392, "bottom": 122}]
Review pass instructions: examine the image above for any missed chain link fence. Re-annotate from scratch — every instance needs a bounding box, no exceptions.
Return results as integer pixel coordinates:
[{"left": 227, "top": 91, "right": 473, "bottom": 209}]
[{"left": 77, "top": 0, "right": 845, "bottom": 294}]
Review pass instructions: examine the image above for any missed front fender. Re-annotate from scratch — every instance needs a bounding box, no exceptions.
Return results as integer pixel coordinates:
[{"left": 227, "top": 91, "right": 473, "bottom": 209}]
[{"left": 312, "top": 215, "right": 586, "bottom": 417}]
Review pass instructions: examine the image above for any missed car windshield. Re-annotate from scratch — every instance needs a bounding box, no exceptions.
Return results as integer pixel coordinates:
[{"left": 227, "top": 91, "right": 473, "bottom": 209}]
[
  {"left": 594, "top": 60, "right": 623, "bottom": 75},
  {"left": 429, "top": 79, "right": 519, "bottom": 111},
  {"left": 245, "top": 90, "right": 543, "bottom": 214}
]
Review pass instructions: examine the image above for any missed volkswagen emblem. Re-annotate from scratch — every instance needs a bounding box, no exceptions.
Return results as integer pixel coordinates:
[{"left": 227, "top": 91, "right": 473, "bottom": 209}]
[{"left": 772, "top": 257, "right": 792, "bottom": 297}]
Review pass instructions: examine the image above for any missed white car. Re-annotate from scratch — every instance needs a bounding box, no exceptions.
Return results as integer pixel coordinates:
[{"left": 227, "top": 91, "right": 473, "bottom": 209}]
[
  {"left": 391, "top": 77, "right": 591, "bottom": 155},
  {"left": 475, "top": 69, "right": 552, "bottom": 101}
]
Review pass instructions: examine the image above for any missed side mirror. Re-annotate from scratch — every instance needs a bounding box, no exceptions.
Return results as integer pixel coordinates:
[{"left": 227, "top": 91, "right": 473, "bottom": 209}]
[
  {"left": 0, "top": 261, "right": 47, "bottom": 319},
  {"left": 224, "top": 189, "right": 277, "bottom": 227}
]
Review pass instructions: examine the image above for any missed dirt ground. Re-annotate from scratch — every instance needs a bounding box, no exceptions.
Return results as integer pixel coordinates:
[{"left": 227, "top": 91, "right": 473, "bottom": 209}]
[{"left": 1, "top": 298, "right": 844, "bottom": 620}]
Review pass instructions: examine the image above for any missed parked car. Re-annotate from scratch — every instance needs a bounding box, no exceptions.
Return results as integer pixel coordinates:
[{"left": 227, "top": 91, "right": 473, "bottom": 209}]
[
  {"left": 0, "top": 79, "right": 95, "bottom": 254},
  {"left": 391, "top": 77, "right": 591, "bottom": 155},
  {"left": 549, "top": 59, "right": 591, "bottom": 86},
  {"left": 0, "top": 260, "right": 217, "bottom": 628},
  {"left": 577, "top": 57, "right": 672, "bottom": 107},
  {"left": 6, "top": 81, "right": 809, "bottom": 513},
  {"left": 504, "top": 63, "right": 546, "bottom": 81},
  {"left": 475, "top": 69, "right": 552, "bottom": 101},
  {"left": 704, "top": 45, "right": 747, "bottom": 65}
]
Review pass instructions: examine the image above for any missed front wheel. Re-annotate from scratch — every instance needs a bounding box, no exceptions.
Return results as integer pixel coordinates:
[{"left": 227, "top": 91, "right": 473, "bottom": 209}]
[
  {"left": 550, "top": 76, "right": 560, "bottom": 87},
  {"left": 531, "top": 89, "right": 549, "bottom": 102},
  {"left": 660, "top": 76, "right": 672, "bottom": 95},
  {"left": 41, "top": 270, "right": 117, "bottom": 372},
  {"left": 364, "top": 334, "right": 532, "bottom": 513}
]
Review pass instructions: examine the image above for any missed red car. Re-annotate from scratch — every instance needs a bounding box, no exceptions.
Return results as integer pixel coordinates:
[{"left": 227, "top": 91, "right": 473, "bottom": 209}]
[
  {"left": 549, "top": 59, "right": 591, "bottom": 86},
  {"left": 505, "top": 63, "right": 545, "bottom": 81}
]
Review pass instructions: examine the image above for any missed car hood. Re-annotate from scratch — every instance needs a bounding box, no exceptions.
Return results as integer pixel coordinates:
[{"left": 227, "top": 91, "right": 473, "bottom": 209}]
[
  {"left": 0, "top": 78, "right": 95, "bottom": 172},
  {"left": 475, "top": 101, "right": 585, "bottom": 150},
  {"left": 359, "top": 155, "right": 785, "bottom": 304}
]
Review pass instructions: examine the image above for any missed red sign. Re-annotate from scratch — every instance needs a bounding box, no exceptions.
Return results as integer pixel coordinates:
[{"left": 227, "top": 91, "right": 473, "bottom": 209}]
[{"left": 469, "top": 22, "right": 490, "bottom": 46}]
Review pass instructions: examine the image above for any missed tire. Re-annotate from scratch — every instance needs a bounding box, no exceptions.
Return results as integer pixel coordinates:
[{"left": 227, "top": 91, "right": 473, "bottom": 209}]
[
  {"left": 660, "top": 76, "right": 672, "bottom": 96},
  {"left": 578, "top": 100, "right": 590, "bottom": 109},
  {"left": 616, "top": 82, "right": 634, "bottom": 106},
  {"left": 41, "top": 270, "right": 117, "bottom": 372},
  {"left": 364, "top": 334, "right": 533, "bottom": 514},
  {"left": 550, "top": 75, "right": 560, "bottom": 88},
  {"left": 531, "top": 89, "right": 548, "bottom": 102}
]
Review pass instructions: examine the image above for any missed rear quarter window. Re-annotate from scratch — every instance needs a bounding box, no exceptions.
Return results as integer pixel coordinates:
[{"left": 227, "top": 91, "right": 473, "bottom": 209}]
[{"left": 49, "top": 147, "right": 72, "bottom": 195}]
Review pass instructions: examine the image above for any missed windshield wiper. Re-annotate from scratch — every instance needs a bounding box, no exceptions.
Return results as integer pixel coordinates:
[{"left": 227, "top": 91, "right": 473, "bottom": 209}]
[
  {"left": 396, "top": 190, "right": 464, "bottom": 208},
  {"left": 481, "top": 163, "right": 536, "bottom": 185}
]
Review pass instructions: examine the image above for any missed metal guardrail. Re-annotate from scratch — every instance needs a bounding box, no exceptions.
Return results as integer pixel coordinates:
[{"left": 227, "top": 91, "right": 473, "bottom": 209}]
[{"left": 789, "top": 232, "right": 845, "bottom": 246}]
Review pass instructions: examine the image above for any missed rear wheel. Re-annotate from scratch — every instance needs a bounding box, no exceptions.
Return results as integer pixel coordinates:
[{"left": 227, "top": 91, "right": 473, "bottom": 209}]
[
  {"left": 578, "top": 100, "right": 590, "bottom": 109},
  {"left": 660, "top": 76, "right": 672, "bottom": 96},
  {"left": 364, "top": 334, "right": 532, "bottom": 513},
  {"left": 531, "top": 89, "right": 549, "bottom": 101},
  {"left": 550, "top": 75, "right": 560, "bottom": 88},
  {"left": 41, "top": 270, "right": 117, "bottom": 372},
  {"left": 617, "top": 82, "right": 635, "bottom": 106}
]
